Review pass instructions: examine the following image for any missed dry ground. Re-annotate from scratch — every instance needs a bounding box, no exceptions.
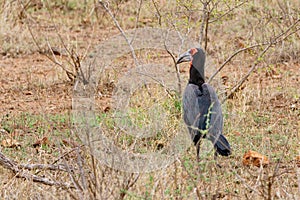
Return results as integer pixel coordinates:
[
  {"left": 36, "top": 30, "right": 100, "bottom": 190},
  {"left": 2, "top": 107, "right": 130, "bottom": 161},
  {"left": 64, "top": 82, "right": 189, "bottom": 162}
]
[{"left": 0, "top": 0, "right": 299, "bottom": 199}]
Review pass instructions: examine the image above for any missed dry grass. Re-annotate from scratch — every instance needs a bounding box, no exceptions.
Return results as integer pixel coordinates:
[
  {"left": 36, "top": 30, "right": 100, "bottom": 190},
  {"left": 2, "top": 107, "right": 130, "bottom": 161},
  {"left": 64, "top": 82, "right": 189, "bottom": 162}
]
[{"left": 0, "top": 0, "right": 299, "bottom": 199}]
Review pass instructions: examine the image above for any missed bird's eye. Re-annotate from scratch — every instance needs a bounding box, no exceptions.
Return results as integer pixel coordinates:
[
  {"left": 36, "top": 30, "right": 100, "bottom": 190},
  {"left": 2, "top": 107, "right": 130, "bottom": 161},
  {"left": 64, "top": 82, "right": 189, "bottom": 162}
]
[{"left": 190, "top": 48, "right": 198, "bottom": 55}]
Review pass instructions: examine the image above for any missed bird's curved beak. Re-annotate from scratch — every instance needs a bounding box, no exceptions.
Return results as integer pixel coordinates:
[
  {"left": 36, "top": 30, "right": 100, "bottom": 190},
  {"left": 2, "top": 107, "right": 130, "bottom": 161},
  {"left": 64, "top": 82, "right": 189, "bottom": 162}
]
[{"left": 176, "top": 51, "right": 192, "bottom": 64}]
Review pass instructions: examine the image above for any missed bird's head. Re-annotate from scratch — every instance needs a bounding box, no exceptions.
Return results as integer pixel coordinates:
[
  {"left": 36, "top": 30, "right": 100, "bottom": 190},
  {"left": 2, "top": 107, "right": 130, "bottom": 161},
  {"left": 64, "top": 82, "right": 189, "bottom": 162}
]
[{"left": 177, "top": 48, "right": 206, "bottom": 84}]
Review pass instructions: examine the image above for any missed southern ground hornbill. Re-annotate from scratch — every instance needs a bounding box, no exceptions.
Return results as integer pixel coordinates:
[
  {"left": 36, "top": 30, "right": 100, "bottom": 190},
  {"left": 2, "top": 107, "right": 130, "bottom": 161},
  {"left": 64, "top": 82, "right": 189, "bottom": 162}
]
[{"left": 177, "top": 48, "right": 231, "bottom": 161}]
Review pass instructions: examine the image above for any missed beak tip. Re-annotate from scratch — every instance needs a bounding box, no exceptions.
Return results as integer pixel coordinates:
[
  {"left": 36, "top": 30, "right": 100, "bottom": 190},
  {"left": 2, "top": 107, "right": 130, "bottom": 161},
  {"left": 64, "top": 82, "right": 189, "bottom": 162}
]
[{"left": 176, "top": 52, "right": 192, "bottom": 64}]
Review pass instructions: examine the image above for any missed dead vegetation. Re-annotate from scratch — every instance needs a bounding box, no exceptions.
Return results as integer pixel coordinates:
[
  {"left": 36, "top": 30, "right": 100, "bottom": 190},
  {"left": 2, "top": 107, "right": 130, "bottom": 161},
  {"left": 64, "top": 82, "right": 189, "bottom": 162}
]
[{"left": 0, "top": 0, "right": 299, "bottom": 199}]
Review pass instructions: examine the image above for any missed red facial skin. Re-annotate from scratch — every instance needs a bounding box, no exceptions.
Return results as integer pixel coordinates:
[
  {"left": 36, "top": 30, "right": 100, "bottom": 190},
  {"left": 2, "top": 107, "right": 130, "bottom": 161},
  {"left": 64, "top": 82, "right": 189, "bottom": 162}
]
[
  {"left": 190, "top": 48, "right": 198, "bottom": 56},
  {"left": 189, "top": 48, "right": 198, "bottom": 68}
]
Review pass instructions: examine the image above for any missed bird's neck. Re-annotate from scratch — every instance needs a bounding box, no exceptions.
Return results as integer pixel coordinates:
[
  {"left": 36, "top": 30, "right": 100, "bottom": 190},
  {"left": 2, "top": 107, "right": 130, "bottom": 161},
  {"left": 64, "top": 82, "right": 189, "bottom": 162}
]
[{"left": 189, "top": 65, "right": 205, "bottom": 87}]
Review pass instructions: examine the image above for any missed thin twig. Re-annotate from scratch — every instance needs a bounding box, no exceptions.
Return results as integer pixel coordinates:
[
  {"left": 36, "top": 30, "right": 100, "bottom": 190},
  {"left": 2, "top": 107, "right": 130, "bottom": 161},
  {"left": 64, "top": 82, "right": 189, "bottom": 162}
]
[
  {"left": 267, "top": 129, "right": 293, "bottom": 199},
  {"left": 129, "top": 0, "right": 143, "bottom": 45},
  {"left": 26, "top": 21, "right": 73, "bottom": 75},
  {"left": 45, "top": 0, "right": 88, "bottom": 83},
  {"left": 136, "top": 71, "right": 174, "bottom": 97},
  {"left": 208, "top": 43, "right": 267, "bottom": 83},
  {"left": 152, "top": 0, "right": 162, "bottom": 26},
  {"left": 21, "top": 0, "right": 88, "bottom": 84},
  {"left": 0, "top": 151, "right": 73, "bottom": 187},
  {"left": 178, "top": 157, "right": 203, "bottom": 199},
  {"left": 19, "top": 163, "right": 71, "bottom": 171},
  {"left": 60, "top": 146, "right": 84, "bottom": 192},
  {"left": 221, "top": 19, "right": 300, "bottom": 103},
  {"left": 99, "top": 0, "right": 139, "bottom": 66},
  {"left": 164, "top": 39, "right": 182, "bottom": 95},
  {"left": 119, "top": 173, "right": 140, "bottom": 199},
  {"left": 203, "top": 4, "right": 210, "bottom": 50},
  {"left": 209, "top": 20, "right": 300, "bottom": 83},
  {"left": 199, "top": 1, "right": 208, "bottom": 46},
  {"left": 209, "top": 1, "right": 248, "bottom": 23}
]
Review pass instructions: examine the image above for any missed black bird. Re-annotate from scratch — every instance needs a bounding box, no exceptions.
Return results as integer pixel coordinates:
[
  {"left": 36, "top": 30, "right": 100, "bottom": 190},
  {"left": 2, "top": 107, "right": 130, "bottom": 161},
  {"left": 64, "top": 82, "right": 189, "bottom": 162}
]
[{"left": 177, "top": 48, "right": 231, "bottom": 161}]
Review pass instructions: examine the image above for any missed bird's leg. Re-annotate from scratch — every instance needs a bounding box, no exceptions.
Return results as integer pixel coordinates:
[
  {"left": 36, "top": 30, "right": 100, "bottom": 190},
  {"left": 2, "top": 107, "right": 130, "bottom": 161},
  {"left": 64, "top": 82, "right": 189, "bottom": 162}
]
[
  {"left": 196, "top": 141, "right": 202, "bottom": 172},
  {"left": 196, "top": 140, "right": 201, "bottom": 163},
  {"left": 214, "top": 151, "right": 222, "bottom": 168}
]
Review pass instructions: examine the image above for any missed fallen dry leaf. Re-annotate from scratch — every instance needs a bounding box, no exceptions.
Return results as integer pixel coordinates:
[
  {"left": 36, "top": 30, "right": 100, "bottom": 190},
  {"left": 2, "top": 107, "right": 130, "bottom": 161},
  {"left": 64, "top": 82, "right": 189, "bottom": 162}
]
[
  {"left": 243, "top": 150, "right": 269, "bottom": 167},
  {"left": 233, "top": 131, "right": 241, "bottom": 136},
  {"left": 221, "top": 75, "right": 229, "bottom": 85},
  {"left": 12, "top": 129, "right": 25, "bottom": 137},
  {"left": 23, "top": 91, "right": 33, "bottom": 95},
  {"left": 103, "top": 106, "right": 111, "bottom": 112},
  {"left": 32, "top": 137, "right": 50, "bottom": 147},
  {"left": 1, "top": 138, "right": 21, "bottom": 148},
  {"left": 62, "top": 139, "right": 79, "bottom": 148},
  {"left": 296, "top": 155, "right": 300, "bottom": 167}
]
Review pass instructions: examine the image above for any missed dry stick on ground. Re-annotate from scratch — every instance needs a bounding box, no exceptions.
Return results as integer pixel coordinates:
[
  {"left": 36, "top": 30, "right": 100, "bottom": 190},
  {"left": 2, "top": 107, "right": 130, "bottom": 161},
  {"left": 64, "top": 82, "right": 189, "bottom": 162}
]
[
  {"left": 99, "top": 0, "right": 139, "bottom": 66},
  {"left": 19, "top": 163, "right": 70, "bottom": 171},
  {"left": 0, "top": 151, "right": 72, "bottom": 187}
]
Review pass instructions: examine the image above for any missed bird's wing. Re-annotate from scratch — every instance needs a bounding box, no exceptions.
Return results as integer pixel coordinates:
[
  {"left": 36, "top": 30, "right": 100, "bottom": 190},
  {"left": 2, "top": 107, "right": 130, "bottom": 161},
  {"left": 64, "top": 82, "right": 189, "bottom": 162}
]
[
  {"left": 202, "top": 83, "right": 231, "bottom": 156},
  {"left": 202, "top": 83, "right": 223, "bottom": 138},
  {"left": 183, "top": 84, "right": 210, "bottom": 144},
  {"left": 183, "top": 83, "right": 231, "bottom": 155}
]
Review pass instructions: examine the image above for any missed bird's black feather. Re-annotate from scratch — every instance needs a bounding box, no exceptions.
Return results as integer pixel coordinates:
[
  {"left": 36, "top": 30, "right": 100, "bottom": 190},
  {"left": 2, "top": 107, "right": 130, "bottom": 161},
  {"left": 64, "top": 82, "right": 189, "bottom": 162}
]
[{"left": 179, "top": 48, "right": 231, "bottom": 157}]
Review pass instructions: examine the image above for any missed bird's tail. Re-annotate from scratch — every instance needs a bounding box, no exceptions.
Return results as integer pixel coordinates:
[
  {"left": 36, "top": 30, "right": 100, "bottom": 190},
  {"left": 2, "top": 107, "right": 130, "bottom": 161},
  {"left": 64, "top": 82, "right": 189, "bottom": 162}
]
[{"left": 214, "top": 134, "right": 231, "bottom": 156}]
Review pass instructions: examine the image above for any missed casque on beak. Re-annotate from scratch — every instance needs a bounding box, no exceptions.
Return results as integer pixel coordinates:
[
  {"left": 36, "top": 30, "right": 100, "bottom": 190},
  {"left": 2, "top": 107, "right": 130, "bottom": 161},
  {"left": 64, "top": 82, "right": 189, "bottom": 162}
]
[{"left": 176, "top": 50, "right": 192, "bottom": 64}]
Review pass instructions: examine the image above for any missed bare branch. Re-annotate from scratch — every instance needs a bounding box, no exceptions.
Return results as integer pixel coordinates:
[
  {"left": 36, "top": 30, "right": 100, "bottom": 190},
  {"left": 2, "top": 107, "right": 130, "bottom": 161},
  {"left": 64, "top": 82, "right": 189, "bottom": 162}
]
[
  {"left": 43, "top": 2, "right": 89, "bottom": 84},
  {"left": 209, "top": 19, "right": 300, "bottom": 83},
  {"left": 21, "top": 0, "right": 89, "bottom": 84},
  {"left": 221, "top": 19, "right": 300, "bottom": 103},
  {"left": 99, "top": 0, "right": 139, "bottom": 66},
  {"left": 0, "top": 151, "right": 72, "bottom": 187},
  {"left": 199, "top": 0, "right": 215, "bottom": 50},
  {"left": 208, "top": 43, "right": 268, "bottom": 83},
  {"left": 19, "top": 163, "right": 71, "bottom": 171},
  {"left": 26, "top": 21, "right": 73, "bottom": 76},
  {"left": 130, "top": 0, "right": 143, "bottom": 44},
  {"left": 178, "top": 158, "right": 202, "bottom": 199},
  {"left": 152, "top": 0, "right": 162, "bottom": 26},
  {"left": 199, "top": 1, "right": 208, "bottom": 47},
  {"left": 209, "top": 1, "right": 248, "bottom": 23},
  {"left": 221, "top": 43, "right": 272, "bottom": 104},
  {"left": 203, "top": 4, "right": 210, "bottom": 50},
  {"left": 164, "top": 40, "right": 182, "bottom": 96}
]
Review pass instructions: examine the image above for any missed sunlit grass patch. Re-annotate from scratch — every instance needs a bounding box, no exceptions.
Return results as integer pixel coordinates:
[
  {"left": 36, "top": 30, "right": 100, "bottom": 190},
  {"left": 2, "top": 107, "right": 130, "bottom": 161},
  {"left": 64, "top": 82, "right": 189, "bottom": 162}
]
[
  {"left": 98, "top": 83, "right": 183, "bottom": 153},
  {"left": 0, "top": 113, "right": 72, "bottom": 162}
]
